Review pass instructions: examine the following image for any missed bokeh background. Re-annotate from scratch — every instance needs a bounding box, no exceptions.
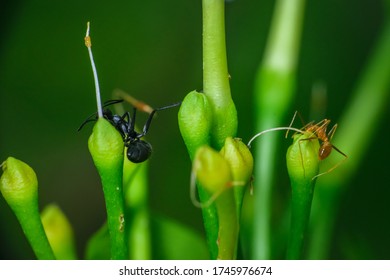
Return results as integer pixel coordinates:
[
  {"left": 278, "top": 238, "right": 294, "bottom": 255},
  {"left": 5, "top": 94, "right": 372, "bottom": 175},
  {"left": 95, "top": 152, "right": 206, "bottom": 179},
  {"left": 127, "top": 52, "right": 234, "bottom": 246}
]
[{"left": 1, "top": 0, "right": 389, "bottom": 259}]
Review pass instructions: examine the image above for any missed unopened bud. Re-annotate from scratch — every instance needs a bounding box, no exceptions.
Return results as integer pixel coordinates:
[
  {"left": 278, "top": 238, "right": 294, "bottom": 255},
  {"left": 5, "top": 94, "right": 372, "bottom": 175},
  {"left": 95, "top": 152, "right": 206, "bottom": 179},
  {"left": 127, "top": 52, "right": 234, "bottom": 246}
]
[
  {"left": 41, "top": 204, "right": 77, "bottom": 260},
  {"left": 220, "top": 137, "right": 253, "bottom": 185},
  {"left": 220, "top": 137, "right": 253, "bottom": 215},
  {"left": 178, "top": 90, "right": 213, "bottom": 159},
  {"left": 194, "top": 146, "right": 232, "bottom": 196},
  {"left": 88, "top": 118, "right": 124, "bottom": 170},
  {"left": 0, "top": 157, "right": 38, "bottom": 206},
  {"left": 286, "top": 132, "right": 320, "bottom": 183}
]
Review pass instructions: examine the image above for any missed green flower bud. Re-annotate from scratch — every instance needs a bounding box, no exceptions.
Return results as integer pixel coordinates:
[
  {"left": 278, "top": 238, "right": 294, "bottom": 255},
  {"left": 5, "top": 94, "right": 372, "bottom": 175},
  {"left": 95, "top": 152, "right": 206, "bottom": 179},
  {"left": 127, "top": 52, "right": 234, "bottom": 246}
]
[
  {"left": 41, "top": 204, "right": 77, "bottom": 260},
  {"left": 193, "top": 145, "right": 238, "bottom": 259},
  {"left": 0, "top": 157, "right": 38, "bottom": 205},
  {"left": 220, "top": 137, "right": 253, "bottom": 186},
  {"left": 220, "top": 137, "right": 253, "bottom": 216},
  {"left": 88, "top": 118, "right": 124, "bottom": 170},
  {"left": 0, "top": 157, "right": 55, "bottom": 259},
  {"left": 194, "top": 146, "right": 232, "bottom": 196},
  {"left": 286, "top": 132, "right": 320, "bottom": 259},
  {"left": 87, "top": 118, "right": 128, "bottom": 259},
  {"left": 178, "top": 90, "right": 213, "bottom": 159},
  {"left": 286, "top": 132, "right": 320, "bottom": 182}
]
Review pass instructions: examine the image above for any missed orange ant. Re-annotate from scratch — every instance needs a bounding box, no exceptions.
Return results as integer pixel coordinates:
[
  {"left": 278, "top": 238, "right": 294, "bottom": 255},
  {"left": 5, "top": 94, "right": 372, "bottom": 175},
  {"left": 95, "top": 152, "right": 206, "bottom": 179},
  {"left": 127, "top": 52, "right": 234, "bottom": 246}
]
[
  {"left": 286, "top": 111, "right": 348, "bottom": 179},
  {"left": 247, "top": 111, "right": 347, "bottom": 180}
]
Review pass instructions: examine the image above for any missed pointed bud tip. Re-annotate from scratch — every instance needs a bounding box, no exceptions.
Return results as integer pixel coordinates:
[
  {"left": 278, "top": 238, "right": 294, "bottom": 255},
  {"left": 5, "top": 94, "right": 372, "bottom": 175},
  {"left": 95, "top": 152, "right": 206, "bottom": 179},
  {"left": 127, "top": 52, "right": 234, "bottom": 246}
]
[
  {"left": 178, "top": 90, "right": 213, "bottom": 157},
  {"left": 0, "top": 157, "right": 38, "bottom": 204},
  {"left": 88, "top": 118, "right": 124, "bottom": 167},
  {"left": 220, "top": 137, "right": 253, "bottom": 184}
]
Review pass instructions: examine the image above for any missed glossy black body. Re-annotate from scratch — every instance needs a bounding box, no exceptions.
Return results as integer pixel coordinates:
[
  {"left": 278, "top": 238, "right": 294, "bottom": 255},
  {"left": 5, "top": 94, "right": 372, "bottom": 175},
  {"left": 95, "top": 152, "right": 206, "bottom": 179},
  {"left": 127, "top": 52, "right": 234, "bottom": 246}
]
[{"left": 78, "top": 99, "right": 181, "bottom": 163}]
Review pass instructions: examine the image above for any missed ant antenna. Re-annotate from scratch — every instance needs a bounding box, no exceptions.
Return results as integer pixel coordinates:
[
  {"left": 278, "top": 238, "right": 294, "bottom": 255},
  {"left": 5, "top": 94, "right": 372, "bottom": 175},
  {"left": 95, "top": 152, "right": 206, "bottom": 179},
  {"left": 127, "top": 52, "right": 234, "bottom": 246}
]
[
  {"left": 85, "top": 22, "right": 103, "bottom": 118},
  {"left": 247, "top": 127, "right": 306, "bottom": 148},
  {"left": 113, "top": 89, "right": 154, "bottom": 114}
]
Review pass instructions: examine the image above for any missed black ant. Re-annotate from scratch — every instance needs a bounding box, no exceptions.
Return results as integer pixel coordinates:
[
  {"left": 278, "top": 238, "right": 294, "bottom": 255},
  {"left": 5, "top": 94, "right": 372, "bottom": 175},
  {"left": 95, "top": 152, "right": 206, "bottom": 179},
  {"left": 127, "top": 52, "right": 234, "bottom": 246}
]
[
  {"left": 78, "top": 99, "right": 181, "bottom": 163},
  {"left": 81, "top": 23, "right": 181, "bottom": 163}
]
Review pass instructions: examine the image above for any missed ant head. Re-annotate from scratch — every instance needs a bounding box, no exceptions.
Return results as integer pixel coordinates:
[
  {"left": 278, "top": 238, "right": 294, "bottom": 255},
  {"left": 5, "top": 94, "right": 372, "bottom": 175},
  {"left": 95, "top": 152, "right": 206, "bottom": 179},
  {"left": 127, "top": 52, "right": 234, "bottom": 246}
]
[
  {"left": 126, "top": 140, "right": 152, "bottom": 163},
  {"left": 102, "top": 108, "right": 114, "bottom": 118}
]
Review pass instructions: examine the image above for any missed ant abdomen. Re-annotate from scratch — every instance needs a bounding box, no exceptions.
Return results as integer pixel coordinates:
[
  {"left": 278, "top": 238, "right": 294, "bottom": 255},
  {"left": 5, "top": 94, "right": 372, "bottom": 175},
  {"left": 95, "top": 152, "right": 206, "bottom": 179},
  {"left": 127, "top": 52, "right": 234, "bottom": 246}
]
[
  {"left": 318, "top": 141, "right": 332, "bottom": 160},
  {"left": 126, "top": 140, "right": 152, "bottom": 163}
]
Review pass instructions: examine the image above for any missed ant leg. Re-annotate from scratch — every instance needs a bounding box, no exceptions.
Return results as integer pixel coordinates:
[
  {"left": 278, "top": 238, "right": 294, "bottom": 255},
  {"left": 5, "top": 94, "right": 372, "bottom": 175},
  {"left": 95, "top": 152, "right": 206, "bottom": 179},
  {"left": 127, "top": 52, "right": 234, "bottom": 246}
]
[
  {"left": 312, "top": 119, "right": 330, "bottom": 134},
  {"left": 327, "top": 123, "right": 338, "bottom": 141},
  {"left": 129, "top": 108, "right": 137, "bottom": 132},
  {"left": 78, "top": 100, "right": 124, "bottom": 131},
  {"left": 139, "top": 102, "right": 181, "bottom": 137},
  {"left": 120, "top": 110, "right": 131, "bottom": 131},
  {"left": 285, "top": 111, "right": 298, "bottom": 138},
  {"left": 332, "top": 143, "right": 347, "bottom": 158},
  {"left": 285, "top": 111, "right": 310, "bottom": 138},
  {"left": 103, "top": 99, "right": 124, "bottom": 107},
  {"left": 312, "top": 146, "right": 347, "bottom": 180},
  {"left": 77, "top": 112, "right": 98, "bottom": 131},
  {"left": 120, "top": 111, "right": 131, "bottom": 123}
]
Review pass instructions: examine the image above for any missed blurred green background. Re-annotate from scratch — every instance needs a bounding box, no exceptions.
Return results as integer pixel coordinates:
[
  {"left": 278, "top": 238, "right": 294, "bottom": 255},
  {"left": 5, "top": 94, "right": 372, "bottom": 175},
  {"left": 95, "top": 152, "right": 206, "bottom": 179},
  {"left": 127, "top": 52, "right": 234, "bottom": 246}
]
[{"left": 0, "top": 0, "right": 389, "bottom": 259}]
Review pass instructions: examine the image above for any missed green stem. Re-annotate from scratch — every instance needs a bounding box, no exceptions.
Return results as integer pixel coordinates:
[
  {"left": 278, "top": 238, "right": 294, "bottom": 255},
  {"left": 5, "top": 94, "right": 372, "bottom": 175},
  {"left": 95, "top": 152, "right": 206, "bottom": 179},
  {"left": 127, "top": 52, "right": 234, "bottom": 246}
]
[
  {"left": 287, "top": 179, "right": 316, "bottom": 259},
  {"left": 16, "top": 198, "right": 55, "bottom": 260},
  {"left": 308, "top": 19, "right": 390, "bottom": 259},
  {"left": 88, "top": 119, "right": 128, "bottom": 259},
  {"left": 198, "top": 185, "right": 219, "bottom": 259},
  {"left": 252, "top": 0, "right": 306, "bottom": 259},
  {"left": 215, "top": 189, "right": 238, "bottom": 259},
  {"left": 41, "top": 204, "right": 77, "bottom": 260},
  {"left": 202, "top": 0, "right": 237, "bottom": 149},
  {"left": 178, "top": 91, "right": 219, "bottom": 259},
  {"left": 194, "top": 146, "right": 238, "bottom": 259},
  {"left": 0, "top": 157, "right": 55, "bottom": 260},
  {"left": 102, "top": 169, "right": 127, "bottom": 260},
  {"left": 286, "top": 133, "right": 319, "bottom": 259},
  {"left": 123, "top": 160, "right": 151, "bottom": 260}
]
